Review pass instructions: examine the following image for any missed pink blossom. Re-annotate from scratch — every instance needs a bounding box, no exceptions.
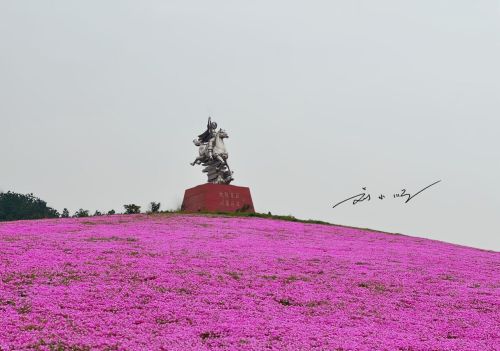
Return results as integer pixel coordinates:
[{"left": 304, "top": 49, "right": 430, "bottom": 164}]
[{"left": 0, "top": 214, "right": 498, "bottom": 350}]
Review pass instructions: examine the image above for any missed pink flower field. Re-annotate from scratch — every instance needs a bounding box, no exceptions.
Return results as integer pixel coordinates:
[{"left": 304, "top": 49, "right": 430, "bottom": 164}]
[{"left": 0, "top": 214, "right": 498, "bottom": 350}]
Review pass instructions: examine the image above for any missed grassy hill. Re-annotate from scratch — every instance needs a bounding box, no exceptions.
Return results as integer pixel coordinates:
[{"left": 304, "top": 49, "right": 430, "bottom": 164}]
[{"left": 0, "top": 214, "right": 498, "bottom": 350}]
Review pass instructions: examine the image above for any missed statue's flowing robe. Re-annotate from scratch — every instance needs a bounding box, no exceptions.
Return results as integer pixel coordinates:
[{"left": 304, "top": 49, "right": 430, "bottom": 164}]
[
  {"left": 197, "top": 128, "right": 213, "bottom": 143},
  {"left": 198, "top": 117, "right": 215, "bottom": 143}
]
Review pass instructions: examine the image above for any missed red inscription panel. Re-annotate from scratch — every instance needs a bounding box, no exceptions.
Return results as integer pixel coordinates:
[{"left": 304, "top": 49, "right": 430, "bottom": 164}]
[{"left": 181, "top": 183, "right": 255, "bottom": 213}]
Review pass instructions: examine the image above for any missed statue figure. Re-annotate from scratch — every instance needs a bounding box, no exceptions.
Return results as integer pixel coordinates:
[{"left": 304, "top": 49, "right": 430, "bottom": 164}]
[
  {"left": 190, "top": 117, "right": 234, "bottom": 184},
  {"left": 197, "top": 117, "right": 217, "bottom": 144}
]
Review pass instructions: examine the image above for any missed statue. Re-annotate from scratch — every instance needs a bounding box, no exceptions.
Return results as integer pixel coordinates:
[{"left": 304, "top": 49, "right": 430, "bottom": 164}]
[
  {"left": 190, "top": 117, "right": 234, "bottom": 184},
  {"left": 182, "top": 116, "right": 254, "bottom": 212}
]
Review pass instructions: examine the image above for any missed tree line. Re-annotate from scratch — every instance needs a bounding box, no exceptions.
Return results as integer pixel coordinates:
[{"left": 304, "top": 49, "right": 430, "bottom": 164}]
[{"left": 0, "top": 191, "right": 161, "bottom": 222}]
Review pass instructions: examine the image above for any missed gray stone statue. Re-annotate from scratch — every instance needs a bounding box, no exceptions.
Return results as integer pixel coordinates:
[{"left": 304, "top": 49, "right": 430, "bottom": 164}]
[{"left": 190, "top": 117, "right": 234, "bottom": 184}]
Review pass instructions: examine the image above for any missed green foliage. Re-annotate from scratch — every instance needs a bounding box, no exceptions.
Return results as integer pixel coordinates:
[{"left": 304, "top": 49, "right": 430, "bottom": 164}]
[
  {"left": 0, "top": 191, "right": 60, "bottom": 222},
  {"left": 73, "top": 209, "right": 90, "bottom": 218},
  {"left": 107, "top": 209, "right": 116, "bottom": 215},
  {"left": 61, "top": 208, "right": 70, "bottom": 218},
  {"left": 93, "top": 210, "right": 103, "bottom": 216},
  {"left": 124, "top": 204, "right": 141, "bottom": 214},
  {"left": 235, "top": 204, "right": 251, "bottom": 212},
  {"left": 208, "top": 210, "right": 331, "bottom": 225},
  {"left": 154, "top": 208, "right": 332, "bottom": 226},
  {"left": 148, "top": 202, "right": 161, "bottom": 213}
]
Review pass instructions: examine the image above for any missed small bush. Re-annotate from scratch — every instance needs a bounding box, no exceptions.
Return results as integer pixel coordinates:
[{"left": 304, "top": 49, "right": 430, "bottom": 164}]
[
  {"left": 149, "top": 202, "right": 161, "bottom": 213},
  {"left": 124, "top": 204, "right": 141, "bottom": 214},
  {"left": 74, "top": 209, "right": 90, "bottom": 218}
]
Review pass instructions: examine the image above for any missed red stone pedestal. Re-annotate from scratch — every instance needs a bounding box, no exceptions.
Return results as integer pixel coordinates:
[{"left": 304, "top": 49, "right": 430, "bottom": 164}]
[{"left": 181, "top": 183, "right": 255, "bottom": 213}]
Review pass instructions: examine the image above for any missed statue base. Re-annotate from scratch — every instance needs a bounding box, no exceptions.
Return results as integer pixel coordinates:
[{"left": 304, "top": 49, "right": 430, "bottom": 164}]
[{"left": 181, "top": 183, "right": 255, "bottom": 213}]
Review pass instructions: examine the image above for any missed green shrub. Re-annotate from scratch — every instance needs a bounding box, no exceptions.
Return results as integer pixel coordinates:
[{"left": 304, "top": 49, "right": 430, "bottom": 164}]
[
  {"left": 74, "top": 209, "right": 90, "bottom": 218},
  {"left": 148, "top": 202, "right": 161, "bottom": 213},
  {"left": 0, "top": 191, "right": 59, "bottom": 221},
  {"left": 124, "top": 204, "right": 141, "bottom": 214}
]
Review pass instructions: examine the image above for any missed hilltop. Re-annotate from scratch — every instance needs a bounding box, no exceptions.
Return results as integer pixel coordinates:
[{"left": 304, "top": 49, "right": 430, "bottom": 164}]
[{"left": 0, "top": 214, "right": 498, "bottom": 350}]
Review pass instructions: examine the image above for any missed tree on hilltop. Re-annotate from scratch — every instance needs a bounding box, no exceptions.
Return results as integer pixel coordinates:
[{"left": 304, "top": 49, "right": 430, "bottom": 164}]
[
  {"left": 148, "top": 202, "right": 161, "bottom": 213},
  {"left": 0, "top": 191, "right": 60, "bottom": 222},
  {"left": 73, "top": 209, "right": 90, "bottom": 218},
  {"left": 124, "top": 204, "right": 141, "bottom": 214}
]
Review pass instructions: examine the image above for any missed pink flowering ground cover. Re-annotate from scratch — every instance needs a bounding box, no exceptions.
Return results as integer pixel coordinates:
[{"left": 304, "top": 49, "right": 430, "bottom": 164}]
[{"left": 0, "top": 214, "right": 498, "bottom": 351}]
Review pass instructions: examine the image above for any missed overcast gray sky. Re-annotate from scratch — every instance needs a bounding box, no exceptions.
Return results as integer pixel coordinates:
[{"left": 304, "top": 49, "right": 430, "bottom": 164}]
[{"left": 1, "top": 1, "right": 499, "bottom": 250}]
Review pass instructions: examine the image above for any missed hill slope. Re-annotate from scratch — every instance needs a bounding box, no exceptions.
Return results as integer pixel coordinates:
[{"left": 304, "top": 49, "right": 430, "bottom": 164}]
[{"left": 0, "top": 214, "right": 498, "bottom": 350}]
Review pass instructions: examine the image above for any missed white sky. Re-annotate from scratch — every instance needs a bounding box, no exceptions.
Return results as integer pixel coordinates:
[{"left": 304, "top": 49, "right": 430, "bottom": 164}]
[{"left": 1, "top": 1, "right": 499, "bottom": 250}]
